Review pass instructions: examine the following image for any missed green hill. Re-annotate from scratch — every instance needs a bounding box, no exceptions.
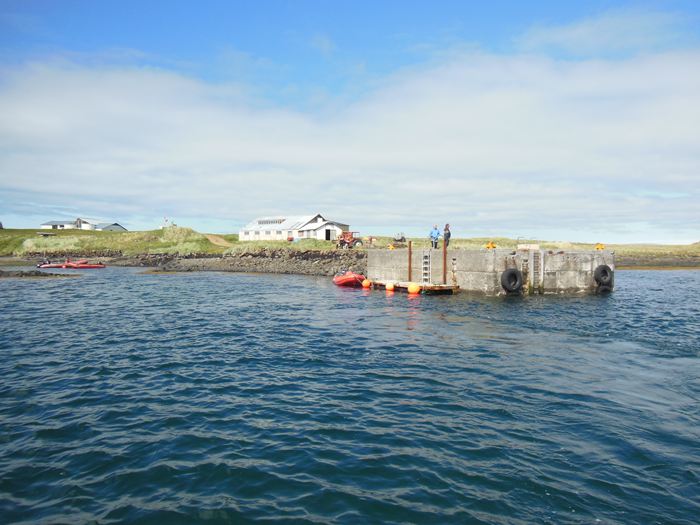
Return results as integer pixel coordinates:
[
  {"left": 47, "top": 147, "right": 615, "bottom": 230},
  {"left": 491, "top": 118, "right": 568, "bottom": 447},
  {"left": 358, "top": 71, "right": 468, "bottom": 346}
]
[{"left": 0, "top": 227, "right": 237, "bottom": 256}]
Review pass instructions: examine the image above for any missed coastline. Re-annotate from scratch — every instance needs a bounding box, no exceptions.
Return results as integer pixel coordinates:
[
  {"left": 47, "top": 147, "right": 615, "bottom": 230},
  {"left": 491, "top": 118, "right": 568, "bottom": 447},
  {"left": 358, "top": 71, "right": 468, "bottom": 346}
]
[
  {"left": 3, "top": 251, "right": 700, "bottom": 278},
  {"left": 0, "top": 269, "right": 75, "bottom": 278},
  {"left": 1, "top": 250, "right": 368, "bottom": 277}
]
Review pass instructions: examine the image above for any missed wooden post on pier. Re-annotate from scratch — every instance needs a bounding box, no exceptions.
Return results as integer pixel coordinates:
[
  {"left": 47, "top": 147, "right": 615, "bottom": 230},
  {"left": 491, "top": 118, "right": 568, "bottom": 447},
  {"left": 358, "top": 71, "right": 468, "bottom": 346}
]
[
  {"left": 408, "top": 240, "right": 412, "bottom": 281},
  {"left": 442, "top": 240, "right": 447, "bottom": 284}
]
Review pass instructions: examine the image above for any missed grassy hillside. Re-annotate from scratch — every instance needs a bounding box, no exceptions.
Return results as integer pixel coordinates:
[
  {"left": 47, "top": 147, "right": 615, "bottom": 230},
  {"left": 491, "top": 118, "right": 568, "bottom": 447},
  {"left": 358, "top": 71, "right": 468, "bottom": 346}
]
[
  {"left": 0, "top": 227, "right": 236, "bottom": 256},
  {"left": 1, "top": 228, "right": 697, "bottom": 263},
  {"left": 224, "top": 239, "right": 338, "bottom": 253}
]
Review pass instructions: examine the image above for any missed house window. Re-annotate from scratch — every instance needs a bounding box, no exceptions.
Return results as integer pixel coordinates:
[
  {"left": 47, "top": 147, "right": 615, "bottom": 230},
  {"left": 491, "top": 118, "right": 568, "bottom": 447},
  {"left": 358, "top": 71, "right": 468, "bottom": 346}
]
[
  {"left": 276, "top": 230, "right": 282, "bottom": 235},
  {"left": 265, "top": 230, "right": 271, "bottom": 235},
  {"left": 254, "top": 231, "right": 260, "bottom": 235}
]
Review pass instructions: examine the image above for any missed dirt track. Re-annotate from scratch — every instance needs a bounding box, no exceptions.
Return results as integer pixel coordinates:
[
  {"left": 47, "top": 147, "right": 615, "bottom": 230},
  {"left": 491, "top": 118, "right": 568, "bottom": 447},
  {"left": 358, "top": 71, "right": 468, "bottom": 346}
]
[{"left": 205, "top": 234, "right": 233, "bottom": 248}]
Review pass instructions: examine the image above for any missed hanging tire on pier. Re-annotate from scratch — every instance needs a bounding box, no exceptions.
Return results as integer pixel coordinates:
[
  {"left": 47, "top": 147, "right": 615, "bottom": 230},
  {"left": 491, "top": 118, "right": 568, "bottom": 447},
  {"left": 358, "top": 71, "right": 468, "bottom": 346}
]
[
  {"left": 594, "top": 264, "right": 614, "bottom": 287},
  {"left": 501, "top": 268, "right": 523, "bottom": 294}
]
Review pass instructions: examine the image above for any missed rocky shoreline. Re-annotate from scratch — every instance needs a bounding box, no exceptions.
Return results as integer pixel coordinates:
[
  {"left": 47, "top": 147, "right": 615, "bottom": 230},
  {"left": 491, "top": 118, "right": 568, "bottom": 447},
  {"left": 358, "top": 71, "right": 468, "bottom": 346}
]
[
  {"left": 0, "top": 269, "right": 74, "bottom": 278},
  {"left": 614, "top": 255, "right": 700, "bottom": 268},
  {"left": 156, "top": 249, "right": 367, "bottom": 276},
  {"left": 11, "top": 249, "right": 368, "bottom": 276},
  {"left": 5, "top": 250, "right": 700, "bottom": 278}
]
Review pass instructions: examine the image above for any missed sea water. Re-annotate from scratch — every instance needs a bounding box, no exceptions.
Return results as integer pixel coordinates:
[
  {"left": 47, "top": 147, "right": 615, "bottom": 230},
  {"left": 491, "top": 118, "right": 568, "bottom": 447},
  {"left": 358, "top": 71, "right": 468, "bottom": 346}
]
[{"left": 1, "top": 268, "right": 698, "bottom": 523}]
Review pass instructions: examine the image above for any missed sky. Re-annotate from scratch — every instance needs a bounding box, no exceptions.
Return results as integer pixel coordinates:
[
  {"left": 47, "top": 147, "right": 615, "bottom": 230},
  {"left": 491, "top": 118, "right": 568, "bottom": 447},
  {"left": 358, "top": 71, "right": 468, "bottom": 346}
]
[{"left": 1, "top": 0, "right": 699, "bottom": 242}]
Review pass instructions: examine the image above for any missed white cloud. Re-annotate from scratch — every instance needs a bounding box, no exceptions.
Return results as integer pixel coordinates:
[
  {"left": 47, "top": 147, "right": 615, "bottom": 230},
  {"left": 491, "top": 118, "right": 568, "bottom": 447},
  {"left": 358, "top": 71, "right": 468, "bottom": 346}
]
[
  {"left": 310, "top": 34, "right": 336, "bottom": 57},
  {"left": 518, "top": 8, "right": 692, "bottom": 56},
  {"left": 0, "top": 46, "right": 699, "bottom": 241}
]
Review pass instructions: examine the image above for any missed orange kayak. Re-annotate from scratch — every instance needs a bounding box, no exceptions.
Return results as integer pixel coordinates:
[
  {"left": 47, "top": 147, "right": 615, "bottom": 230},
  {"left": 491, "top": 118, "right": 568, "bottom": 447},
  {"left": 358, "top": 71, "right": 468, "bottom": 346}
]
[{"left": 37, "top": 260, "right": 106, "bottom": 269}]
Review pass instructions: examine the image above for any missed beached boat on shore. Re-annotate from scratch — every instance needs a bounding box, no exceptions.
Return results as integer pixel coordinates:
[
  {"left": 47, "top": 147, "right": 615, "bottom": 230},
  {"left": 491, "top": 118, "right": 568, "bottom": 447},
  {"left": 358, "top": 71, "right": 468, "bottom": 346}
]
[{"left": 37, "top": 259, "right": 106, "bottom": 269}]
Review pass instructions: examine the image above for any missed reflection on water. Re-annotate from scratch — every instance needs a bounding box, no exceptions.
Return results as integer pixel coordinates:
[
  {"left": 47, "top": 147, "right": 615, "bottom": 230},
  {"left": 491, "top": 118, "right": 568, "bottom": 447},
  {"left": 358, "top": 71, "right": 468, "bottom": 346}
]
[{"left": 0, "top": 268, "right": 698, "bottom": 524}]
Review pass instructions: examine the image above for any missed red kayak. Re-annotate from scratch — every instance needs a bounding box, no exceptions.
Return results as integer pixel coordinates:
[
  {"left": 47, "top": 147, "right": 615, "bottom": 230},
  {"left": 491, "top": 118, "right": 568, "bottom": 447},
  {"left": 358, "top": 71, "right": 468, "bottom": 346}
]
[
  {"left": 333, "top": 271, "right": 366, "bottom": 287},
  {"left": 37, "top": 259, "right": 106, "bottom": 269}
]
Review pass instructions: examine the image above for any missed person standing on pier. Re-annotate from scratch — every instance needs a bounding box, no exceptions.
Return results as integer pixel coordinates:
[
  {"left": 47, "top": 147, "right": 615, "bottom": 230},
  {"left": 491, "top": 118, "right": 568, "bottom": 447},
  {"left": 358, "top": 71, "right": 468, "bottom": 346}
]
[
  {"left": 443, "top": 224, "right": 451, "bottom": 248},
  {"left": 429, "top": 225, "right": 440, "bottom": 249}
]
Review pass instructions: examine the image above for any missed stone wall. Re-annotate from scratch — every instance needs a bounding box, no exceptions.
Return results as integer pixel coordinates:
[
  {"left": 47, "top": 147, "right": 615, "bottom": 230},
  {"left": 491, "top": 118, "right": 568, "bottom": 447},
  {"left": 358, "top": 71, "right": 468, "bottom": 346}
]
[{"left": 160, "top": 249, "right": 367, "bottom": 277}]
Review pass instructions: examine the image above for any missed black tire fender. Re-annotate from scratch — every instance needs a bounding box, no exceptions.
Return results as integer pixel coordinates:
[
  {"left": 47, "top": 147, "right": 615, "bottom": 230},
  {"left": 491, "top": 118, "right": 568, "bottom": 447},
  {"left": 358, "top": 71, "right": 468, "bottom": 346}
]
[
  {"left": 501, "top": 268, "right": 523, "bottom": 293},
  {"left": 594, "top": 264, "right": 613, "bottom": 287}
]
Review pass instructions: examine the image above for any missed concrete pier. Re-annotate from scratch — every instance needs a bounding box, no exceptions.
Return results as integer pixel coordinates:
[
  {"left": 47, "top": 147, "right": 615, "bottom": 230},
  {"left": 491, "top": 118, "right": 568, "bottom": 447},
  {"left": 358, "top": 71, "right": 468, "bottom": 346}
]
[{"left": 367, "top": 247, "right": 615, "bottom": 295}]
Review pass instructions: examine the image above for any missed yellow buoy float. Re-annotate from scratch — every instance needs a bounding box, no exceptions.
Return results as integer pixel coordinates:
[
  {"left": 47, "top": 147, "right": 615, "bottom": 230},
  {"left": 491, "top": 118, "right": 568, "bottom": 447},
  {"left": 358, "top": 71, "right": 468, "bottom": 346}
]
[
  {"left": 361, "top": 279, "right": 372, "bottom": 288},
  {"left": 385, "top": 282, "right": 395, "bottom": 292},
  {"left": 407, "top": 282, "right": 421, "bottom": 294}
]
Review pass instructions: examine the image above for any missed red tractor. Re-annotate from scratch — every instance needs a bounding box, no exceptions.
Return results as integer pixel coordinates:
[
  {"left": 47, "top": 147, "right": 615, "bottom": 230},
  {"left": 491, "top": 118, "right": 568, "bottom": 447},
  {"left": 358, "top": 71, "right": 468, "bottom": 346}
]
[{"left": 336, "top": 231, "right": 363, "bottom": 249}]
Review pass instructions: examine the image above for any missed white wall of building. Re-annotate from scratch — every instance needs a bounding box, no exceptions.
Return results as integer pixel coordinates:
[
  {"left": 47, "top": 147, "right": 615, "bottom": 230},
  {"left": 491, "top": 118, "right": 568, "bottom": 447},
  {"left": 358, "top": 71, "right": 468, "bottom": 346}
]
[
  {"left": 239, "top": 215, "right": 349, "bottom": 241},
  {"left": 40, "top": 223, "right": 76, "bottom": 230},
  {"left": 301, "top": 223, "right": 346, "bottom": 240}
]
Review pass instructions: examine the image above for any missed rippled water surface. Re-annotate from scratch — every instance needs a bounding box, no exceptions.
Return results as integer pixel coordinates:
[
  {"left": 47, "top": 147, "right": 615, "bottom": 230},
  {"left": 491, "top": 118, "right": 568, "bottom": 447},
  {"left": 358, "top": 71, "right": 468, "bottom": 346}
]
[{"left": 1, "top": 269, "right": 699, "bottom": 524}]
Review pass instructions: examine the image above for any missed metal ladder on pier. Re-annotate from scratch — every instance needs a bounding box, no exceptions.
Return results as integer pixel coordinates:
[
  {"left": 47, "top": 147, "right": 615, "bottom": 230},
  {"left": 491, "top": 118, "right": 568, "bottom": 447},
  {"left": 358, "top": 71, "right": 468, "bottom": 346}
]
[{"left": 421, "top": 250, "right": 432, "bottom": 284}]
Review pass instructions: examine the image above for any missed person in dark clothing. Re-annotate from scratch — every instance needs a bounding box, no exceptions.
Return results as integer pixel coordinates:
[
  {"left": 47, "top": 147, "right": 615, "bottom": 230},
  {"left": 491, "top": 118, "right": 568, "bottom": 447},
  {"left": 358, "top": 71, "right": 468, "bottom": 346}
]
[{"left": 443, "top": 224, "right": 451, "bottom": 248}]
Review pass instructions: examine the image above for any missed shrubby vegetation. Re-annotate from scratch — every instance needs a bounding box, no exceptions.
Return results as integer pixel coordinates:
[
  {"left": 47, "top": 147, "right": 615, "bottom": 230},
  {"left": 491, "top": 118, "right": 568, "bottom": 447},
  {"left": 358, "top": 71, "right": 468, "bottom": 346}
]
[
  {"left": 1, "top": 227, "right": 223, "bottom": 256},
  {"left": 224, "top": 239, "right": 337, "bottom": 254}
]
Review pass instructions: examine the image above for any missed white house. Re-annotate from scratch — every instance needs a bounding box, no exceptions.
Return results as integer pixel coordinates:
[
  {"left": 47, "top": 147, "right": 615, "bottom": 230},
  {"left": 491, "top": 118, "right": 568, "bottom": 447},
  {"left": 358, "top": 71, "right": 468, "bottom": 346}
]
[
  {"left": 40, "top": 220, "right": 77, "bottom": 230},
  {"left": 239, "top": 214, "right": 349, "bottom": 241},
  {"left": 40, "top": 218, "right": 127, "bottom": 231}
]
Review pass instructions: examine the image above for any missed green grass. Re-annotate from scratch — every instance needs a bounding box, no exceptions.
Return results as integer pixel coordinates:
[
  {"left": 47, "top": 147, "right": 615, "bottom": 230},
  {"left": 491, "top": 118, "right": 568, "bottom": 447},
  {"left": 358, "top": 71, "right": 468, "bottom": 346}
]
[
  {"left": 219, "top": 234, "right": 239, "bottom": 243},
  {"left": 1, "top": 227, "right": 698, "bottom": 260},
  {"left": 1, "top": 227, "right": 226, "bottom": 256},
  {"left": 224, "top": 238, "right": 337, "bottom": 254}
]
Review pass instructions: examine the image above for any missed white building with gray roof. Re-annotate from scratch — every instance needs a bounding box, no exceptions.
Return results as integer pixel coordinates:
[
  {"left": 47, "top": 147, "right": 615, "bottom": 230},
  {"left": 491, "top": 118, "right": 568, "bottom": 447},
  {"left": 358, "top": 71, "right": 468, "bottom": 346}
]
[
  {"left": 40, "top": 217, "right": 127, "bottom": 231},
  {"left": 239, "top": 213, "right": 349, "bottom": 242}
]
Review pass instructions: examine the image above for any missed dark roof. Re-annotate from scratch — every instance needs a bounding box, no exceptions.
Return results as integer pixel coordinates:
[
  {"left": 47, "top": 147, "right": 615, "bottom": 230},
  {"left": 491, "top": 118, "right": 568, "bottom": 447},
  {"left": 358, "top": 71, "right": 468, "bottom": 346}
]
[{"left": 96, "top": 223, "right": 127, "bottom": 231}]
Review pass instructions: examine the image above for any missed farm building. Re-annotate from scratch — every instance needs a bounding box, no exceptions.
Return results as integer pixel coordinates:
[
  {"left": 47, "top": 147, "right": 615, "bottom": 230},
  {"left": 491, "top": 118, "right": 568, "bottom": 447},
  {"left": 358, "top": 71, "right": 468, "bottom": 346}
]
[
  {"left": 40, "top": 218, "right": 127, "bottom": 231},
  {"left": 95, "top": 223, "right": 128, "bottom": 232},
  {"left": 40, "top": 220, "right": 78, "bottom": 230},
  {"left": 239, "top": 214, "right": 349, "bottom": 241}
]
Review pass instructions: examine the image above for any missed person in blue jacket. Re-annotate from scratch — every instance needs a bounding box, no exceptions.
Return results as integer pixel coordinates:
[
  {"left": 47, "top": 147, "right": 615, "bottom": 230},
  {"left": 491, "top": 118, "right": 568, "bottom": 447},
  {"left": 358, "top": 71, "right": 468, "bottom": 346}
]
[{"left": 429, "top": 224, "right": 440, "bottom": 249}]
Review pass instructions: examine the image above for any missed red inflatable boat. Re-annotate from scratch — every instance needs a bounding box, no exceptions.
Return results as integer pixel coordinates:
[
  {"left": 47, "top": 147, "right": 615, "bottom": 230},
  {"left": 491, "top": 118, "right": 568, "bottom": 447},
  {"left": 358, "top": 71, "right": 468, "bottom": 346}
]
[
  {"left": 37, "top": 259, "right": 106, "bottom": 269},
  {"left": 333, "top": 271, "right": 366, "bottom": 287}
]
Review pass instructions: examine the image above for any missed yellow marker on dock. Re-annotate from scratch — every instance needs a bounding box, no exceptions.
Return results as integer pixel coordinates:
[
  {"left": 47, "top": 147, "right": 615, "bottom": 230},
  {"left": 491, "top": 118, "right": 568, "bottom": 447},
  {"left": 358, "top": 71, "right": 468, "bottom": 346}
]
[
  {"left": 407, "top": 283, "right": 421, "bottom": 294},
  {"left": 485, "top": 241, "right": 497, "bottom": 249},
  {"left": 595, "top": 243, "right": 605, "bottom": 250}
]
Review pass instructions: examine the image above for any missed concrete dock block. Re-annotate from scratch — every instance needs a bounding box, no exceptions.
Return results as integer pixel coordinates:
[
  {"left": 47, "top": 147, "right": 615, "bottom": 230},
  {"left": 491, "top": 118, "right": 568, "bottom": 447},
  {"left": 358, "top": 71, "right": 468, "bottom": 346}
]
[{"left": 367, "top": 248, "right": 615, "bottom": 296}]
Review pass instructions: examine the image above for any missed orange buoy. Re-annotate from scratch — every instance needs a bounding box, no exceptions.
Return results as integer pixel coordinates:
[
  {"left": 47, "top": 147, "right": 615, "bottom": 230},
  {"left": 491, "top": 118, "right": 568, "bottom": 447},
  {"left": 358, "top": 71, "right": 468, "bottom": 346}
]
[
  {"left": 407, "top": 282, "right": 421, "bottom": 294},
  {"left": 385, "top": 282, "right": 395, "bottom": 292},
  {"left": 361, "top": 279, "right": 372, "bottom": 288}
]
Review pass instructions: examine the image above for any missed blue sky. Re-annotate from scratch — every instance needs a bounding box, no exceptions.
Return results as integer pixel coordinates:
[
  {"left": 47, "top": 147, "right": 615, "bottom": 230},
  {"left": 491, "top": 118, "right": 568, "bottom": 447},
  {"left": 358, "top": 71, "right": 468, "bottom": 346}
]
[{"left": 1, "top": 1, "right": 699, "bottom": 241}]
